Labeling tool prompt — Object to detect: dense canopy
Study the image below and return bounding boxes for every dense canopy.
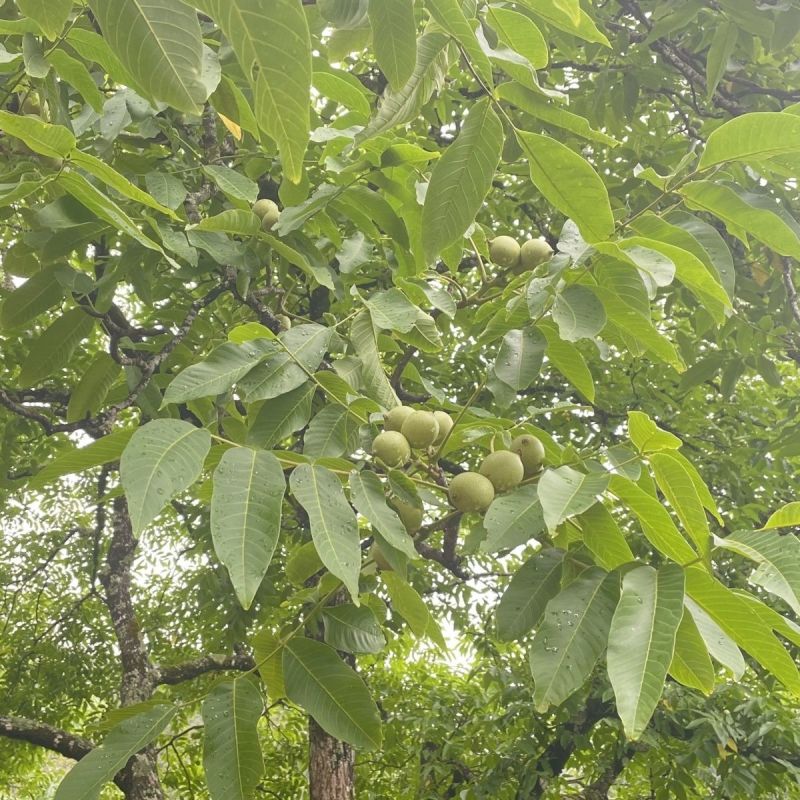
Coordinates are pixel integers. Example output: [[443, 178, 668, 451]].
[[1, 0, 800, 798]]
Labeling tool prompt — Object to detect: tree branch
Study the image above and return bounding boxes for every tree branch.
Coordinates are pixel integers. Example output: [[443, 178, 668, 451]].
[[154, 653, 255, 685], [0, 716, 94, 760], [782, 259, 800, 328]]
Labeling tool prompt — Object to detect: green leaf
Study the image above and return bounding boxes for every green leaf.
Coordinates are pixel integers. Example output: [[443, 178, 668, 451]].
[[356, 32, 448, 143], [259, 231, 335, 290], [668, 210, 735, 299], [144, 171, 187, 210], [323, 604, 386, 654], [493, 327, 545, 391], [650, 452, 711, 560], [538, 321, 595, 402], [666, 450, 721, 523], [705, 21, 738, 102], [368, 0, 416, 90], [761, 501, 800, 530], [680, 180, 800, 260], [0, 178, 48, 208], [575, 503, 634, 570], [318, 0, 369, 28], [120, 419, 211, 536], [192, 209, 261, 236], [685, 597, 745, 679], [607, 564, 685, 739], [551, 285, 606, 342], [251, 628, 285, 698], [28, 429, 134, 490], [486, 8, 548, 70], [621, 235, 731, 314], [289, 464, 361, 602], [89, 0, 207, 113], [482, 484, 546, 552], [313, 69, 372, 117], [530, 568, 619, 710], [363, 288, 419, 333], [425, 0, 493, 86], [498, 82, 618, 147], [163, 340, 275, 405], [201, 678, 264, 800], [716, 529, 800, 616], [54, 704, 176, 800], [349, 470, 417, 558], [700, 112, 800, 170], [350, 311, 399, 408], [58, 171, 167, 257], [685, 566, 800, 693], [17, 307, 94, 388], [247, 382, 315, 448], [283, 637, 382, 749], [47, 49, 106, 112], [627, 410, 682, 452], [735, 591, 800, 648], [194, 0, 311, 182], [381, 572, 447, 648], [515, 130, 614, 244], [0, 110, 74, 158], [595, 283, 685, 370], [70, 150, 178, 218], [496, 548, 565, 641], [202, 165, 259, 204], [17, 0, 73, 39], [669, 610, 715, 694], [211, 448, 286, 610], [537, 466, 609, 531], [421, 98, 503, 262], [609, 475, 697, 564], [67, 352, 121, 422], [238, 324, 332, 402], [304, 405, 360, 458], [0, 267, 64, 330], [514, 0, 610, 47]]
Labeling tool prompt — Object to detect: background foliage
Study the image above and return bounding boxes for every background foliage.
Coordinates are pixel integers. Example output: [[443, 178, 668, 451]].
[[1, 0, 800, 797]]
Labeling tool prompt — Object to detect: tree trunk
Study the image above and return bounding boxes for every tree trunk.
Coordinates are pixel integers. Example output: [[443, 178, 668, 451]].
[[99, 498, 163, 800], [309, 717, 354, 800], [307, 589, 355, 800]]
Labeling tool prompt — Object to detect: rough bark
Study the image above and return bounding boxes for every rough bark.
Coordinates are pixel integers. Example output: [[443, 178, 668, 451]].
[[155, 652, 255, 685], [308, 591, 355, 800], [98, 497, 162, 800], [0, 716, 94, 760], [309, 717, 355, 800]]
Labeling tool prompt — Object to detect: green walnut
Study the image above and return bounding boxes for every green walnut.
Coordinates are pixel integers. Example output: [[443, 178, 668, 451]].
[[384, 405, 415, 432], [390, 497, 424, 533], [479, 450, 524, 492], [401, 410, 439, 449], [518, 238, 553, 272], [370, 543, 393, 571], [372, 431, 411, 468], [253, 198, 280, 231], [510, 434, 546, 477], [489, 235, 521, 268], [449, 471, 495, 513], [432, 411, 454, 446]]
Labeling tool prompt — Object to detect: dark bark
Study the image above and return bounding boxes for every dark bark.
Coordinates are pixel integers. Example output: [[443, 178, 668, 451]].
[[308, 592, 355, 800], [0, 716, 94, 760], [98, 498, 162, 800], [309, 717, 355, 800], [531, 698, 614, 798], [155, 653, 255, 685]]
